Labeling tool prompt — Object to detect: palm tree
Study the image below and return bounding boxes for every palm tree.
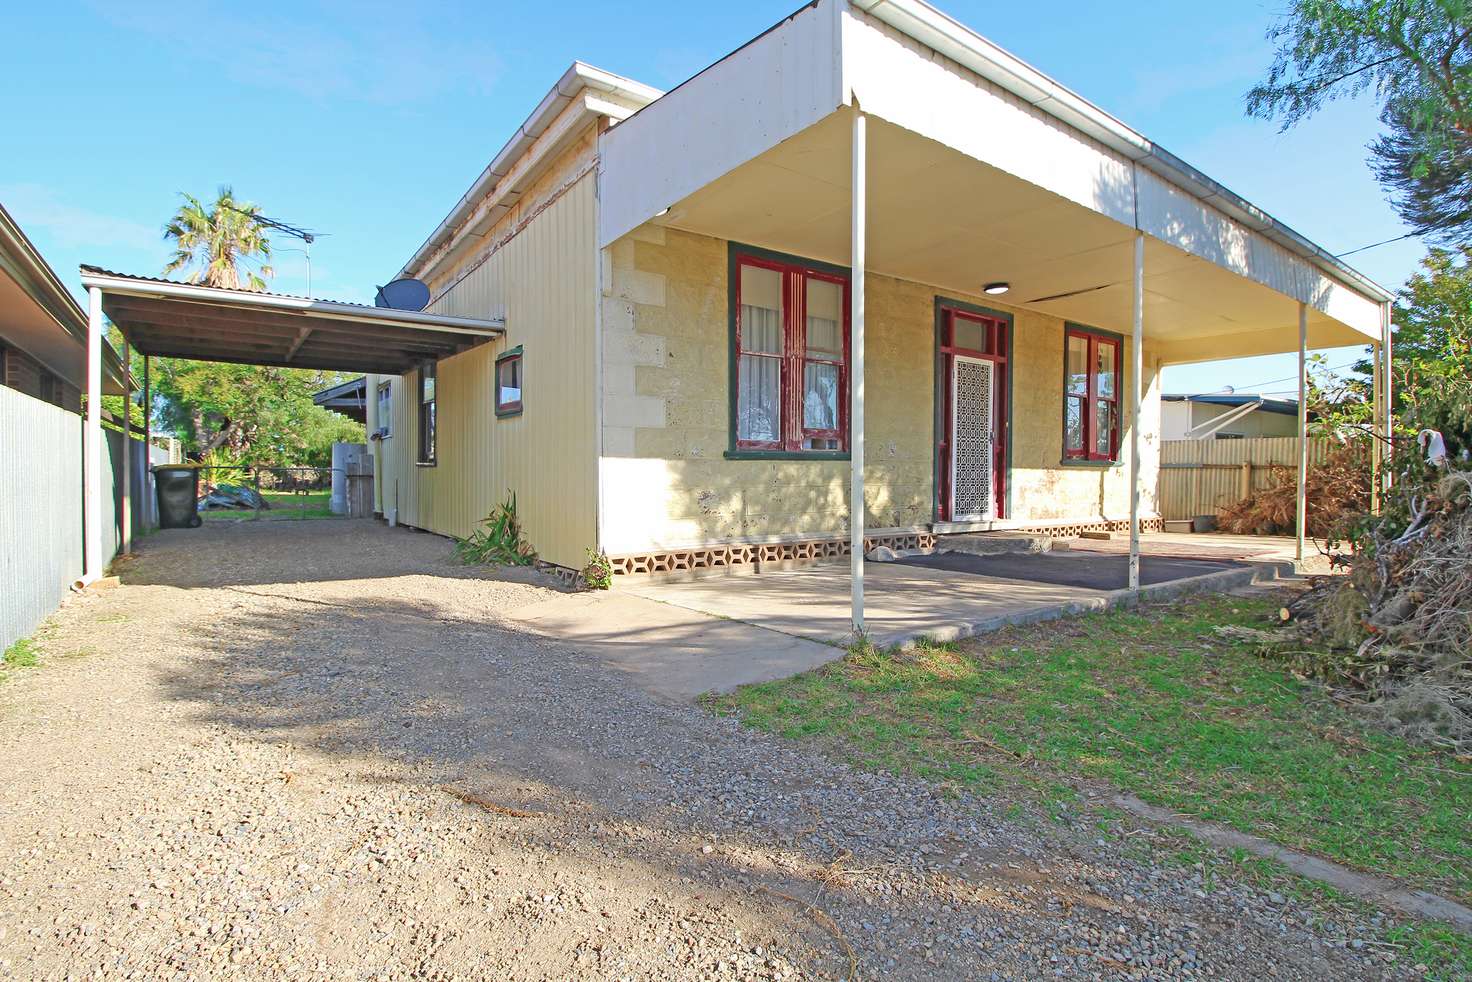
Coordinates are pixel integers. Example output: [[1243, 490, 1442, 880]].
[[162, 186, 273, 290]]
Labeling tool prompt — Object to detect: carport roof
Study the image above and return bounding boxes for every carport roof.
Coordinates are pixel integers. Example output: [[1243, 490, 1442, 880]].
[[78, 266, 504, 375]]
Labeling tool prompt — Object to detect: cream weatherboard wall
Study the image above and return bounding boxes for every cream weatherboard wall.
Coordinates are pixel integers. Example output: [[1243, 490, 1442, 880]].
[[369, 166, 599, 570], [598, 225, 1161, 556]]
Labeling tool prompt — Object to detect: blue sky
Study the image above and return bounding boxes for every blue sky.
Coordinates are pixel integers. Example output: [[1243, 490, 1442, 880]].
[[2, 0, 1422, 396]]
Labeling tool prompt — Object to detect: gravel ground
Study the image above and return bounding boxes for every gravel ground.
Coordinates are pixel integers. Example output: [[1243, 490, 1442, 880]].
[[0, 520, 1414, 980]]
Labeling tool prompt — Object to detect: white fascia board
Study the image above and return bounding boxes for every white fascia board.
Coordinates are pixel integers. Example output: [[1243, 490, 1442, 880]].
[[401, 63, 661, 280], [78, 271, 505, 336], [597, 0, 845, 249], [842, 0, 1387, 338]]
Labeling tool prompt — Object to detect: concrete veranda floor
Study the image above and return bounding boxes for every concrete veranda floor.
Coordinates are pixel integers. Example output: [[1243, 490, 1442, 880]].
[[625, 532, 1303, 649]]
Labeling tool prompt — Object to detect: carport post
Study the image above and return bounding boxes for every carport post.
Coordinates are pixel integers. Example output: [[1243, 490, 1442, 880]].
[[850, 109, 867, 636], [1295, 302, 1308, 563], [121, 335, 131, 555], [83, 285, 103, 584], [1128, 233, 1143, 592]]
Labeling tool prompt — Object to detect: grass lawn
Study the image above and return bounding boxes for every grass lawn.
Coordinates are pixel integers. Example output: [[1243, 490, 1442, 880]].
[[201, 490, 337, 521], [711, 592, 1471, 972]]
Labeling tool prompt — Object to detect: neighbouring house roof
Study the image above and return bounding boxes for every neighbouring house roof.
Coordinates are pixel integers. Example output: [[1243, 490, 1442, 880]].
[[313, 375, 367, 423], [79, 266, 504, 376], [1163, 393, 1300, 417], [1, 203, 128, 393], [397, 62, 663, 281]]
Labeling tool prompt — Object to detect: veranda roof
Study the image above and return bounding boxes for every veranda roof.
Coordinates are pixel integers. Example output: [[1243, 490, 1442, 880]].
[[78, 267, 504, 375]]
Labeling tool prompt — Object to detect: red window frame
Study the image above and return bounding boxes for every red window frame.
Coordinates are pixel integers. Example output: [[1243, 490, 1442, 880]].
[[1063, 326, 1121, 462], [733, 252, 851, 453], [937, 306, 1008, 520]]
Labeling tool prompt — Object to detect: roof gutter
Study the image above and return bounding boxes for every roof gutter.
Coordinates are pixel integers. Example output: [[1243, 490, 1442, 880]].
[[79, 268, 505, 337], [397, 62, 663, 280], [848, 0, 1394, 305]]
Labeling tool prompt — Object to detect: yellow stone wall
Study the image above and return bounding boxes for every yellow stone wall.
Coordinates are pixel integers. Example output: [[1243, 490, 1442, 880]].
[[599, 225, 1160, 555]]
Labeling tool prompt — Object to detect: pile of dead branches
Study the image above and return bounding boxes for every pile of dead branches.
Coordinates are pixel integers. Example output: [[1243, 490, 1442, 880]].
[[1272, 467, 1472, 751], [1216, 442, 1370, 537]]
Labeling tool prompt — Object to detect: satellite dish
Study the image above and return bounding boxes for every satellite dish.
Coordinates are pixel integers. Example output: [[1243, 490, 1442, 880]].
[[375, 278, 431, 311]]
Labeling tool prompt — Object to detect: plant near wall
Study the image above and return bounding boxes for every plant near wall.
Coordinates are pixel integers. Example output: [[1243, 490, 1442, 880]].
[[581, 549, 613, 590], [456, 493, 537, 566]]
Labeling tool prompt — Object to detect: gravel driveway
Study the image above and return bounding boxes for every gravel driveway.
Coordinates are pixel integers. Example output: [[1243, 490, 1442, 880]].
[[0, 520, 1408, 980]]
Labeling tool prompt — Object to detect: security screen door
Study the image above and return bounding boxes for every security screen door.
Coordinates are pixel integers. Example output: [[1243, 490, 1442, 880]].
[[949, 355, 995, 522]]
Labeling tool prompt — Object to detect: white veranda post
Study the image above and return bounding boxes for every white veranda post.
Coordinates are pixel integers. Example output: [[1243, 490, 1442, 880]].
[[1128, 233, 1143, 592], [1382, 302, 1394, 498], [850, 109, 867, 637], [1295, 302, 1308, 563], [84, 285, 104, 583]]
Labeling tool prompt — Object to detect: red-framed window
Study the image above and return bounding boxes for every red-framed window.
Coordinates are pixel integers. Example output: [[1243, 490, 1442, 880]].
[[733, 251, 850, 453], [1063, 326, 1121, 462], [937, 304, 1009, 520]]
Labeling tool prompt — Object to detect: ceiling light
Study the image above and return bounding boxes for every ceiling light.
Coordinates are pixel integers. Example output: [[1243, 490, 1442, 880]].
[[983, 281, 1010, 296]]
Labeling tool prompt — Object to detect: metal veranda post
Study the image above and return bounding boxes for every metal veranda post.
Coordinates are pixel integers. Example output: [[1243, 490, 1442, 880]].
[[850, 110, 867, 637], [1128, 233, 1143, 592], [1370, 337, 1382, 515], [1295, 302, 1308, 563], [1382, 302, 1394, 497], [84, 286, 104, 584]]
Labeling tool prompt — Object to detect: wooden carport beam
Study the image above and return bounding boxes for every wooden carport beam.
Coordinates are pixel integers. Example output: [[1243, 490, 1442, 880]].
[[114, 318, 463, 356], [284, 326, 313, 363], [101, 301, 465, 348]]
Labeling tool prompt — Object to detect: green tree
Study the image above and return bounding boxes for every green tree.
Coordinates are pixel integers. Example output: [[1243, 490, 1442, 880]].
[[150, 187, 362, 463], [151, 360, 364, 466], [1386, 246, 1472, 454], [1246, 0, 1472, 243], [162, 186, 274, 290]]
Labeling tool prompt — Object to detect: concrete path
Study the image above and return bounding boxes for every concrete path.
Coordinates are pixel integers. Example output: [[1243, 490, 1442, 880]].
[[628, 561, 1109, 648], [508, 591, 841, 700]]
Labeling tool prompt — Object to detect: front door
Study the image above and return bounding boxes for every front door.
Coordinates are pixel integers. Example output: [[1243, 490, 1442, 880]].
[[949, 355, 996, 522]]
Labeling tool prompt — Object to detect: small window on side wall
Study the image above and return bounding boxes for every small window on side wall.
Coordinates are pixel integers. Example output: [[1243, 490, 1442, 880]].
[[376, 381, 392, 439], [495, 347, 523, 417], [418, 362, 436, 464]]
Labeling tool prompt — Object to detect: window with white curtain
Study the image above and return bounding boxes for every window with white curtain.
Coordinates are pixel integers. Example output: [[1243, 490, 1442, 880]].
[[733, 251, 849, 454]]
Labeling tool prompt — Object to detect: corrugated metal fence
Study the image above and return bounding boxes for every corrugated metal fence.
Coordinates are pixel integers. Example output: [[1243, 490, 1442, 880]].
[[1157, 436, 1336, 520], [1, 387, 158, 652]]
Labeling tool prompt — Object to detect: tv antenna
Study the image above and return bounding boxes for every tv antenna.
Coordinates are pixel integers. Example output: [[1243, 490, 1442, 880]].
[[224, 204, 326, 295]]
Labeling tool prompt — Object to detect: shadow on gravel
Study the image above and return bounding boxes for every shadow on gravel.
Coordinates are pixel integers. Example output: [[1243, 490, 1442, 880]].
[[124, 520, 554, 591], [138, 523, 1383, 982]]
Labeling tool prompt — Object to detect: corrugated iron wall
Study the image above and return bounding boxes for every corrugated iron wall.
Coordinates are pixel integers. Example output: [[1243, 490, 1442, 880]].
[[1, 386, 156, 652], [1157, 436, 1334, 520], [370, 171, 599, 568], [1, 386, 82, 652]]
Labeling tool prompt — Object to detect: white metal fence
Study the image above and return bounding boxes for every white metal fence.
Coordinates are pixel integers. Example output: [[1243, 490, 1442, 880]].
[[0, 388, 157, 652]]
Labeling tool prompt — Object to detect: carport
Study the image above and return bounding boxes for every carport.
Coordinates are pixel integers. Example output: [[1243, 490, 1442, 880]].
[[75, 267, 504, 584]]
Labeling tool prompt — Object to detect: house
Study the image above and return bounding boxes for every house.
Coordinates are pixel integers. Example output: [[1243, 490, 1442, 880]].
[[1161, 393, 1301, 441], [364, 0, 1392, 609], [313, 375, 368, 424], [1, 201, 134, 651], [1, 203, 127, 410]]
